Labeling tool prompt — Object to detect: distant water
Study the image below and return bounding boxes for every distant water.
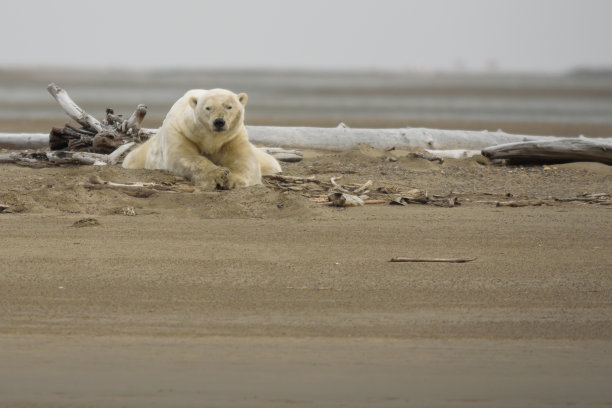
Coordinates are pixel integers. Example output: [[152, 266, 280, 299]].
[[1, 69, 611, 126]]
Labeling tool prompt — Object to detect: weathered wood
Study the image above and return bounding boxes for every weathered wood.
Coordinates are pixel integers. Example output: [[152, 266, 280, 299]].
[[481, 138, 612, 165], [0, 133, 49, 149], [327, 192, 364, 207], [257, 147, 303, 163], [126, 104, 148, 134], [263, 174, 320, 184], [410, 152, 444, 163], [108, 142, 135, 164], [390, 257, 476, 263], [47, 83, 104, 132], [495, 200, 549, 207], [425, 149, 482, 159], [6, 128, 610, 154], [246, 126, 564, 151], [85, 174, 195, 194], [0, 151, 110, 165], [45, 84, 150, 154], [46, 151, 109, 165], [554, 193, 610, 204], [3, 127, 609, 158]]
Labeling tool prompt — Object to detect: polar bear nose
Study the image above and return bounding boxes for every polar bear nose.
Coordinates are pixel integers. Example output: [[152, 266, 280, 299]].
[[213, 118, 226, 130]]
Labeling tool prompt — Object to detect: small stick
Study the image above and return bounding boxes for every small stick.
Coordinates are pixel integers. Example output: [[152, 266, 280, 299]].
[[353, 179, 373, 194], [263, 174, 320, 184], [411, 152, 444, 164], [390, 257, 476, 263], [496, 200, 548, 207], [330, 176, 352, 194]]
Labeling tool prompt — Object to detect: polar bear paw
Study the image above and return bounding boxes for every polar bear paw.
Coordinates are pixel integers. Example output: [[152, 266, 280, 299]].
[[226, 173, 250, 189], [194, 166, 230, 190], [209, 166, 231, 189]]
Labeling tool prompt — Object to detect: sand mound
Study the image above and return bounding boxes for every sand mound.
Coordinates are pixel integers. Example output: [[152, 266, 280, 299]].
[[0, 163, 325, 219]]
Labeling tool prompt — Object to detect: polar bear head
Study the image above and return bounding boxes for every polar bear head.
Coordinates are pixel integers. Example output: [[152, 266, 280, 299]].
[[187, 88, 248, 135]]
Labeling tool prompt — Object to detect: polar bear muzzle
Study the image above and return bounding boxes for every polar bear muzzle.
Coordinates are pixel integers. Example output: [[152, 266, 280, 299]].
[[213, 118, 227, 132]]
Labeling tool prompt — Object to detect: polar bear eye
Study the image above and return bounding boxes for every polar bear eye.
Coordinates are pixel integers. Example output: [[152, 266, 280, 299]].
[[205, 107, 211, 111], [226, 106, 232, 110]]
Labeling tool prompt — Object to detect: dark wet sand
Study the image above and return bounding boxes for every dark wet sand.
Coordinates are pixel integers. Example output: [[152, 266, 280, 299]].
[[2, 336, 611, 408]]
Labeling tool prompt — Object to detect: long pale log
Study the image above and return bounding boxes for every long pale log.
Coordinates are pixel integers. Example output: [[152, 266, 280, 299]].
[[481, 138, 612, 165], [246, 126, 564, 150], [6, 128, 609, 152], [0, 133, 49, 149]]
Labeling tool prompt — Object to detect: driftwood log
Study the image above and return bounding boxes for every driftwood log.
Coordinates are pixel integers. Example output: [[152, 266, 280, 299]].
[[481, 138, 612, 165], [5, 126, 609, 152]]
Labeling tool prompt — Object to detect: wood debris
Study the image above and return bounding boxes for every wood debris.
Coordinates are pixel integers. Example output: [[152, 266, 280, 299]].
[[47, 83, 151, 154], [555, 192, 611, 205], [328, 192, 364, 207], [390, 189, 460, 207], [71, 218, 100, 228], [390, 257, 476, 263], [0, 151, 113, 166], [82, 175, 195, 197], [496, 199, 550, 207], [410, 151, 444, 164], [264, 174, 460, 208]]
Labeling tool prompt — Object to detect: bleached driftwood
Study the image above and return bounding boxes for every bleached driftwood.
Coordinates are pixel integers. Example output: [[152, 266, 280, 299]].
[[83, 174, 195, 196], [554, 193, 610, 204], [47, 83, 104, 133], [481, 138, 612, 165], [0, 143, 135, 166], [258, 147, 303, 162], [425, 149, 482, 159], [327, 192, 364, 207], [0, 151, 110, 165], [495, 200, 549, 207], [247, 126, 566, 151], [0, 133, 50, 149], [46, 83, 153, 153], [5, 127, 610, 157], [1, 127, 569, 152]]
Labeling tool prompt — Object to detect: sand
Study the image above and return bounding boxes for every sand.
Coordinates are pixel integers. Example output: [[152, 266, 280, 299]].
[[1, 144, 611, 407]]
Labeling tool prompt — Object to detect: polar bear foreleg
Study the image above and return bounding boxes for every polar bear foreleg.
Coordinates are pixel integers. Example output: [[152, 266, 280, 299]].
[[168, 151, 230, 189], [216, 141, 262, 188]]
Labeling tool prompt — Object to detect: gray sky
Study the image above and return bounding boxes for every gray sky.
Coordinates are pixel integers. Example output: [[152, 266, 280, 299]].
[[3, 0, 612, 73]]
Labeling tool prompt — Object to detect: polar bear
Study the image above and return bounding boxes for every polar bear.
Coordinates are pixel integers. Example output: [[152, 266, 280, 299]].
[[122, 88, 281, 189]]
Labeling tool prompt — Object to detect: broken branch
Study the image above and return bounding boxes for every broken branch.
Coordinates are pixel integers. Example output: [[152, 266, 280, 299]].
[[390, 257, 476, 263]]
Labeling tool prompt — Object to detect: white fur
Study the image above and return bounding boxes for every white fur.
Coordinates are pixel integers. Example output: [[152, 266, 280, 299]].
[[123, 89, 281, 189]]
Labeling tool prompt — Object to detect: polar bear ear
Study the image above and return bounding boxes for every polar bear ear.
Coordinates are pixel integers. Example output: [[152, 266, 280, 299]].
[[238, 93, 248, 107], [189, 96, 198, 109]]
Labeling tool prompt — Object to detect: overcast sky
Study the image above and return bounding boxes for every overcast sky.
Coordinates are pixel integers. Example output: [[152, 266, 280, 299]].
[[3, 0, 611, 73]]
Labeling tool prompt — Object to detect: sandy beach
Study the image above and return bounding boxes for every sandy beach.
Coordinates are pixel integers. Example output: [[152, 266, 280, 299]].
[[0, 68, 611, 407], [1, 135, 611, 406]]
